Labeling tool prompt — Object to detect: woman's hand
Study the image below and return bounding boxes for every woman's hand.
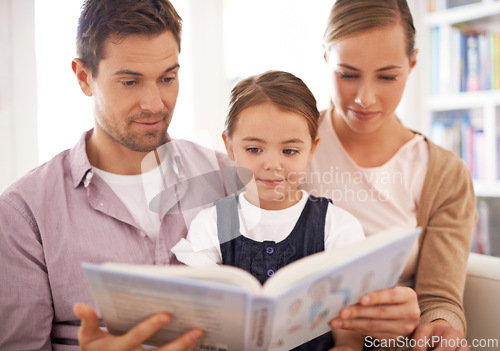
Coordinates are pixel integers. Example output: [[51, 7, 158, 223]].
[[412, 319, 469, 351], [73, 303, 204, 351], [330, 286, 420, 340]]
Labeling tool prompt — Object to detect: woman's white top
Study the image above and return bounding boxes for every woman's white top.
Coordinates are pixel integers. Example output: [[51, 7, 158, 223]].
[[302, 110, 429, 285]]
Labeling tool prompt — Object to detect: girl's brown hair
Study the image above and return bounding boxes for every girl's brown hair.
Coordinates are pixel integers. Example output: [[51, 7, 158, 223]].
[[323, 0, 416, 60], [225, 70, 319, 142]]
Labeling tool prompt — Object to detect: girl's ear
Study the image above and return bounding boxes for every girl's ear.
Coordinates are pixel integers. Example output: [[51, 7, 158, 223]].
[[72, 58, 93, 97], [309, 137, 320, 162], [222, 131, 235, 160]]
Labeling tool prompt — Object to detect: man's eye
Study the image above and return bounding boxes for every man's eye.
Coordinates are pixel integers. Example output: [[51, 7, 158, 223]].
[[122, 80, 136, 87], [163, 76, 175, 83]]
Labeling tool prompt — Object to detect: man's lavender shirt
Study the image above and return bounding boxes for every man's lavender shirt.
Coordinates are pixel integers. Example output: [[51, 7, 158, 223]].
[[0, 130, 231, 350]]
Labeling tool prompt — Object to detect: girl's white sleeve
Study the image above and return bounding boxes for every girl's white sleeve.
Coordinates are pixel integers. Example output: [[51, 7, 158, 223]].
[[324, 203, 365, 251], [171, 206, 222, 266]]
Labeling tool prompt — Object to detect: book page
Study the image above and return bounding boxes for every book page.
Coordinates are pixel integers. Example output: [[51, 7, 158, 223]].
[[84, 263, 256, 351], [263, 227, 421, 350], [263, 227, 421, 296], [101, 262, 263, 292]]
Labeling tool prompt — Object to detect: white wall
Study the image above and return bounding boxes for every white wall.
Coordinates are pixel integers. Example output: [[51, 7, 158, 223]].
[[0, 0, 38, 192]]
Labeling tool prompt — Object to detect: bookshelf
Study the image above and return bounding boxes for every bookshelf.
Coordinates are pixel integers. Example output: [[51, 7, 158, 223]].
[[420, 0, 500, 257], [421, 0, 500, 198]]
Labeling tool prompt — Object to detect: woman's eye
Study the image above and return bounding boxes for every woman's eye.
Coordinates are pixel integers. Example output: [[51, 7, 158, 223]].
[[338, 72, 357, 79], [283, 149, 298, 155], [380, 75, 397, 81]]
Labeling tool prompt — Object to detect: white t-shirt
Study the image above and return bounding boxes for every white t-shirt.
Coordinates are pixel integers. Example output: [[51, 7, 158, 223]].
[[93, 166, 164, 242], [172, 190, 365, 267], [303, 109, 429, 285]]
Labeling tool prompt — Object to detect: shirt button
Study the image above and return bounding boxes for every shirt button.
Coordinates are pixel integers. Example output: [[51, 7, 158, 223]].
[[266, 247, 274, 255], [267, 269, 274, 277]]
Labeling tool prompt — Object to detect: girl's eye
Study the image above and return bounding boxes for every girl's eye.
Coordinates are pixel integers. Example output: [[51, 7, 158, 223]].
[[338, 72, 357, 79], [283, 149, 298, 155], [246, 147, 261, 154]]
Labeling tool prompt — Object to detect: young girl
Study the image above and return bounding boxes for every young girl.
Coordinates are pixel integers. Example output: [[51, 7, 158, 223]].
[[172, 70, 365, 350]]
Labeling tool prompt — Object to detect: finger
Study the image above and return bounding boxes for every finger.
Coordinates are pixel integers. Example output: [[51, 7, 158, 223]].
[[360, 286, 417, 306], [116, 312, 172, 348], [339, 303, 418, 321], [73, 303, 103, 341], [157, 328, 204, 351], [331, 317, 412, 337]]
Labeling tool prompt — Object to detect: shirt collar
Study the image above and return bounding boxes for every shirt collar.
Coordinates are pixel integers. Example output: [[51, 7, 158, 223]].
[[69, 129, 184, 188], [70, 129, 94, 189]]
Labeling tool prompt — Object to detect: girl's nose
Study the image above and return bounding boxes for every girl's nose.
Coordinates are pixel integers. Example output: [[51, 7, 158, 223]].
[[263, 154, 283, 171]]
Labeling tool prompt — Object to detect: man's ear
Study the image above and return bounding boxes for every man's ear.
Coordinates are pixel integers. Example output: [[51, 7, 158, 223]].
[[72, 58, 93, 97], [222, 131, 235, 160]]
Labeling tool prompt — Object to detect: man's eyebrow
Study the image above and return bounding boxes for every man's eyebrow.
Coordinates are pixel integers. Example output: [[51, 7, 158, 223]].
[[338, 63, 402, 72], [114, 64, 180, 76]]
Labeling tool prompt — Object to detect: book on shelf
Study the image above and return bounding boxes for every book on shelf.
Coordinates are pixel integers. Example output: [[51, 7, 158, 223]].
[[429, 25, 500, 95], [82, 227, 421, 351], [472, 199, 491, 255], [430, 110, 485, 180], [427, 0, 481, 12]]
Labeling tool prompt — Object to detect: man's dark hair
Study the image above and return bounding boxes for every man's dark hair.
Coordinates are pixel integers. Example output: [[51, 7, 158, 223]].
[[76, 0, 182, 77]]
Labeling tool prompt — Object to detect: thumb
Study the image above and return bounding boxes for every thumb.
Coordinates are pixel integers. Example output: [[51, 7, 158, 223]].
[[74, 303, 104, 342]]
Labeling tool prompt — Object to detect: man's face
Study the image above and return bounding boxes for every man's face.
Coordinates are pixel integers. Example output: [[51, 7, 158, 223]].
[[87, 31, 180, 152]]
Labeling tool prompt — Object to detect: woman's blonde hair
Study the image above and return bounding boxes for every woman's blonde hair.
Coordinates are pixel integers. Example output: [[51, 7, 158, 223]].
[[323, 0, 416, 60]]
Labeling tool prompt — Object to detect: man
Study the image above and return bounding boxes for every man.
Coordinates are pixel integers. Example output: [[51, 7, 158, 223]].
[[0, 0, 230, 349]]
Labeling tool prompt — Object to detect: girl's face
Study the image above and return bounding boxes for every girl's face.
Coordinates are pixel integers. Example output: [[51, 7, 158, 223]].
[[223, 102, 318, 210], [325, 23, 417, 135]]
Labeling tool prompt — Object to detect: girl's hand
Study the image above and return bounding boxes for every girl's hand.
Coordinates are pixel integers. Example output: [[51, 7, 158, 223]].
[[73, 303, 204, 351], [330, 286, 420, 340]]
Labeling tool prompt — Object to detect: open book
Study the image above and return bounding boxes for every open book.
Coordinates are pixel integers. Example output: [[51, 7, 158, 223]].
[[83, 227, 421, 351]]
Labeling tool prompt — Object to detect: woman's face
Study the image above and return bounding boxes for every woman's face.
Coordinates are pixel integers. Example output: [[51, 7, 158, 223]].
[[325, 23, 417, 135]]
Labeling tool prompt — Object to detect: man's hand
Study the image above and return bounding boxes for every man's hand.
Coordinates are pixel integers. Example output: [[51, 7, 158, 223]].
[[330, 287, 420, 340], [73, 303, 204, 351], [412, 319, 469, 351]]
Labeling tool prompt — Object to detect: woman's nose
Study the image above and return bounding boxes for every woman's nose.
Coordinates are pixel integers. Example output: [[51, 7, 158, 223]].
[[355, 82, 376, 108]]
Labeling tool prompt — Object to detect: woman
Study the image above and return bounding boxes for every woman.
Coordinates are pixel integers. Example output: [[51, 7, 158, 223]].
[[303, 0, 476, 349]]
